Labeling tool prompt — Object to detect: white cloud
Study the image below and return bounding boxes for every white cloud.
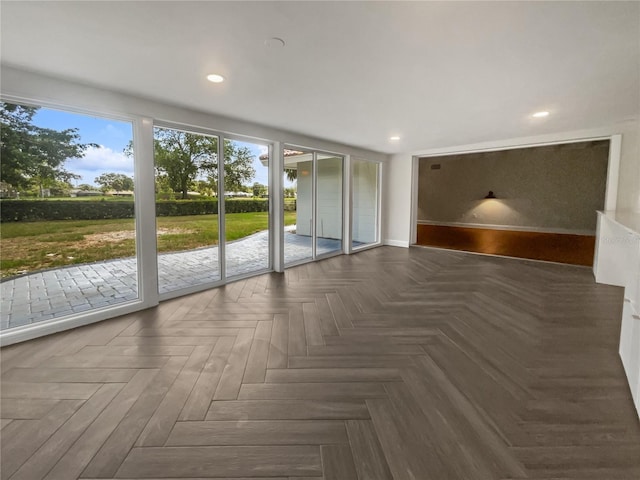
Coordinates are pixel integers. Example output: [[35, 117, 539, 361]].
[[67, 145, 134, 174], [66, 145, 134, 185]]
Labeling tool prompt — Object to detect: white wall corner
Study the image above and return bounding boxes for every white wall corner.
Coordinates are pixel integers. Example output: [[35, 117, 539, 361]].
[[383, 153, 413, 247]]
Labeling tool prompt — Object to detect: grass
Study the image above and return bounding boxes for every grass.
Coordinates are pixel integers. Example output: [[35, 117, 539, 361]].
[[0, 212, 296, 278]]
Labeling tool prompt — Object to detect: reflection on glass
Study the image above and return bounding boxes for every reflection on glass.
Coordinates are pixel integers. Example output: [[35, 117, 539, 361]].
[[315, 154, 343, 256], [154, 126, 220, 294], [284, 149, 313, 265], [224, 139, 270, 277], [0, 102, 137, 330], [283, 149, 343, 265], [352, 160, 379, 248]]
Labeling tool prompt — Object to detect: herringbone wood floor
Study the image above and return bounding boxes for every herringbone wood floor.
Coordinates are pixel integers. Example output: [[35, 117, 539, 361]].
[[1, 246, 639, 479]]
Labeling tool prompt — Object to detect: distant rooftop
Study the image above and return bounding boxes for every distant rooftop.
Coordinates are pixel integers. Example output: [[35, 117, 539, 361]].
[[259, 149, 304, 161]]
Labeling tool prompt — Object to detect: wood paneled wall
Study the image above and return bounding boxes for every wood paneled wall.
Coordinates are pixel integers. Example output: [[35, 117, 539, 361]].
[[416, 224, 595, 266]]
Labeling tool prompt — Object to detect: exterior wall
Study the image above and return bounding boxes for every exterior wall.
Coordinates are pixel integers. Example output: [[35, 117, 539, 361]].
[[295, 157, 343, 240], [316, 157, 343, 240], [352, 160, 378, 244], [296, 161, 313, 236]]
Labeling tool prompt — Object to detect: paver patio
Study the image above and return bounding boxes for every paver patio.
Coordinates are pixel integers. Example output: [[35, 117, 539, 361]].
[[1, 229, 341, 330]]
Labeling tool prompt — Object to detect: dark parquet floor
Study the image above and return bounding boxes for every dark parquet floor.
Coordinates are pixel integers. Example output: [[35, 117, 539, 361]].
[[1, 246, 639, 479]]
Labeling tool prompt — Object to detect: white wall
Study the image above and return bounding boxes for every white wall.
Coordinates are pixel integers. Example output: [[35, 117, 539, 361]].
[[616, 123, 640, 212], [383, 153, 413, 247]]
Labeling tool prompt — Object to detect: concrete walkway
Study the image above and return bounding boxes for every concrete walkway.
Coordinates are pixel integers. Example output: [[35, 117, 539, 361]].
[[1, 229, 341, 330]]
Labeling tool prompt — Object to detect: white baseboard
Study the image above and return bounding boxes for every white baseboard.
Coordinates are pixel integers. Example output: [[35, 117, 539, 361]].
[[383, 239, 410, 248]]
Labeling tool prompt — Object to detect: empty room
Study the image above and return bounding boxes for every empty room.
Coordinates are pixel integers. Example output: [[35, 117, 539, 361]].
[[1, 2, 639, 479]]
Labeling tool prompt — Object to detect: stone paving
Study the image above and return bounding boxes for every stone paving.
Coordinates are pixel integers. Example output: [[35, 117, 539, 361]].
[[1, 229, 341, 330]]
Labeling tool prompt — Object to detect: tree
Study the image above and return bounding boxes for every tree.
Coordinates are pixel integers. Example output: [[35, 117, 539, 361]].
[[154, 175, 175, 199], [284, 168, 297, 182], [94, 172, 134, 193], [151, 129, 216, 199], [221, 142, 255, 193], [252, 182, 268, 198], [0, 102, 96, 196], [193, 180, 215, 197], [139, 129, 256, 199], [48, 179, 74, 197], [77, 183, 96, 191]]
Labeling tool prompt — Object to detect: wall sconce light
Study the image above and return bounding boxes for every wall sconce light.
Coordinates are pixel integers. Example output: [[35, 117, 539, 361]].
[[484, 191, 496, 199]]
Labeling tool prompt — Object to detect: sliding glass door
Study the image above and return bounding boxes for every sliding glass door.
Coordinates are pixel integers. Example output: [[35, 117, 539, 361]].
[[154, 126, 221, 295], [1, 102, 380, 341], [284, 149, 312, 264], [154, 126, 271, 295], [316, 153, 343, 256], [224, 138, 270, 277], [351, 159, 380, 249], [283, 148, 344, 266]]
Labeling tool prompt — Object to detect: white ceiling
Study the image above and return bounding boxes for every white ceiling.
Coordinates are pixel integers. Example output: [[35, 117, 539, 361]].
[[1, 1, 639, 154]]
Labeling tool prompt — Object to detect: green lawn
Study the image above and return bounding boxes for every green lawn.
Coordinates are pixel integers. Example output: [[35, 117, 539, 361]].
[[0, 212, 296, 278]]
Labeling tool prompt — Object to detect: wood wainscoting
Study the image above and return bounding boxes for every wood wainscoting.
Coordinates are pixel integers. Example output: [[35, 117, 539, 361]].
[[416, 223, 595, 266]]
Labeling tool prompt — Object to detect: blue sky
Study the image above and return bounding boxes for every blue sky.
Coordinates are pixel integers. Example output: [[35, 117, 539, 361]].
[[32, 107, 271, 188]]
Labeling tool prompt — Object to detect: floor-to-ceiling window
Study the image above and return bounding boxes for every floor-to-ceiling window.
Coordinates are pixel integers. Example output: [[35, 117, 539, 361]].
[[351, 159, 380, 249], [154, 126, 273, 295], [284, 149, 313, 264], [316, 153, 343, 256], [0, 99, 380, 343], [283, 147, 344, 266], [224, 138, 271, 277], [0, 102, 138, 330], [153, 126, 221, 295]]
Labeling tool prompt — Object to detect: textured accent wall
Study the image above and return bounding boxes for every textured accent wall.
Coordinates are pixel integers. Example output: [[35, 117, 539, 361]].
[[418, 140, 609, 232]]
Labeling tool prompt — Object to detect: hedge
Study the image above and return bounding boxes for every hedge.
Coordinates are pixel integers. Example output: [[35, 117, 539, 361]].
[[1, 200, 135, 222], [0, 198, 295, 222]]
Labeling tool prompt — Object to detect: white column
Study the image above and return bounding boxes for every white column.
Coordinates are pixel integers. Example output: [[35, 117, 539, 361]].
[[271, 142, 284, 272], [134, 117, 160, 308], [344, 155, 352, 253]]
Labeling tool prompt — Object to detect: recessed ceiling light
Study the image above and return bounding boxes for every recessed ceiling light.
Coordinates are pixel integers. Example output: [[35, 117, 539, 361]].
[[389, 136, 401, 141], [265, 37, 285, 48], [206, 74, 225, 83], [532, 111, 549, 118]]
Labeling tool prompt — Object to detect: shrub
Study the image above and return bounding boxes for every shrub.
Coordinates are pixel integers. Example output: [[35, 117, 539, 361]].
[[0, 198, 291, 222], [155, 200, 217, 217], [1, 199, 135, 222]]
